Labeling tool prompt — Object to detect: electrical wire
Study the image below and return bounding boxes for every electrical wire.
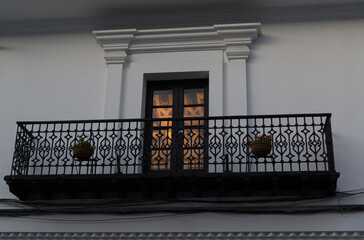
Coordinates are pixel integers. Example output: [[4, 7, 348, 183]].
[[0, 187, 364, 221], [15, 212, 185, 223]]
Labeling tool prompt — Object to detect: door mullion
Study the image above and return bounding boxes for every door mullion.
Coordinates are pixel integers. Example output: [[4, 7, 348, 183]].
[[175, 84, 185, 173], [170, 85, 180, 173]]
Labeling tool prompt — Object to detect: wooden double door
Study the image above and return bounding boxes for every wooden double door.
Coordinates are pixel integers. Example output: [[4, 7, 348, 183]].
[[145, 80, 208, 173]]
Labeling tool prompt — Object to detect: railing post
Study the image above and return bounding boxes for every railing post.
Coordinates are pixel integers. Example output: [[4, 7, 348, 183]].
[[325, 115, 336, 172], [12, 123, 34, 175]]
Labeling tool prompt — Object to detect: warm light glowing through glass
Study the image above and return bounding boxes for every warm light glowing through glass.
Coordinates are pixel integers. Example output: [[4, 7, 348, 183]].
[[151, 87, 205, 171]]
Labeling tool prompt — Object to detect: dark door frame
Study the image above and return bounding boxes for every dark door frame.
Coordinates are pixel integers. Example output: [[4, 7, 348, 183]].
[[144, 79, 209, 173]]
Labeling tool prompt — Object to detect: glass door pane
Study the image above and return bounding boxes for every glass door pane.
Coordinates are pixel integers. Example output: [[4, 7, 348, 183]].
[[183, 88, 205, 170], [150, 90, 173, 170]]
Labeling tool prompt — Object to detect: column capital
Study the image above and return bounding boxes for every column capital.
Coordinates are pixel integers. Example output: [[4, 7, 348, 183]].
[[93, 29, 136, 64], [214, 23, 261, 60]]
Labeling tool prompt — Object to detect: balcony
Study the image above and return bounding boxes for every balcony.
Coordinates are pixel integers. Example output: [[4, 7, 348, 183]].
[[4, 113, 339, 200]]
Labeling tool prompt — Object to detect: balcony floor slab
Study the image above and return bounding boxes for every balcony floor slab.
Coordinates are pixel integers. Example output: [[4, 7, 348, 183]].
[[4, 172, 340, 201]]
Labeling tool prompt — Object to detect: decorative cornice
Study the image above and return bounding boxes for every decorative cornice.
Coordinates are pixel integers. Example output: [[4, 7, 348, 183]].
[[93, 29, 136, 64], [1, 232, 364, 239], [93, 23, 261, 63], [214, 23, 260, 60]]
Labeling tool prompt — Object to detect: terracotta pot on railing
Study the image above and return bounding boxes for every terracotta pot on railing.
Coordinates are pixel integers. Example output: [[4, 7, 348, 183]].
[[72, 146, 94, 160], [250, 143, 271, 158]]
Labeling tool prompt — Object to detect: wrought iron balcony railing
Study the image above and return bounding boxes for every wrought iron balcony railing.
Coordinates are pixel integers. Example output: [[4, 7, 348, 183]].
[[10, 113, 336, 177]]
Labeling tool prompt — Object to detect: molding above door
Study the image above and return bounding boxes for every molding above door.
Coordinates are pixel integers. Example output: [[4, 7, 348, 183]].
[[93, 23, 261, 64], [94, 23, 261, 119]]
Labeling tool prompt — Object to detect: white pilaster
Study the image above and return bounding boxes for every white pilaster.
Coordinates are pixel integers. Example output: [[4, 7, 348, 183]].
[[103, 64, 124, 119], [226, 59, 248, 115], [215, 23, 260, 116], [93, 29, 136, 118]]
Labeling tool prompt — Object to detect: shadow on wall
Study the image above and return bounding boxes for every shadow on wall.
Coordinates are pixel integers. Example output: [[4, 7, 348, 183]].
[[332, 132, 364, 191], [246, 33, 277, 115], [0, 46, 15, 50], [247, 34, 277, 63]]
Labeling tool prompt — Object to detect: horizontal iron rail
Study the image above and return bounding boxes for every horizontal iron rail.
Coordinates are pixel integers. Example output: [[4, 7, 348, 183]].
[[16, 113, 332, 125]]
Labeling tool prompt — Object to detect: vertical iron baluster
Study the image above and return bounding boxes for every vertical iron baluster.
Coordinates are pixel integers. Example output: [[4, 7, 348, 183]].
[[110, 121, 117, 174], [245, 118, 251, 173], [319, 116, 328, 171], [294, 116, 301, 172], [269, 117, 276, 173], [278, 117, 284, 172], [68, 123, 74, 175], [303, 116, 310, 171], [133, 121, 138, 174], [313, 116, 319, 171], [237, 118, 242, 173], [262, 117, 267, 173], [286, 117, 293, 172], [221, 119, 227, 173], [40, 123, 48, 175], [214, 118, 218, 173], [33, 124, 41, 175], [48, 123, 55, 175], [95, 122, 101, 172], [119, 120, 124, 173], [210, 118, 217, 173], [26, 123, 35, 176], [126, 121, 131, 174], [101, 121, 107, 175], [74, 122, 80, 175], [81, 122, 89, 175], [55, 123, 61, 175], [253, 117, 258, 173]]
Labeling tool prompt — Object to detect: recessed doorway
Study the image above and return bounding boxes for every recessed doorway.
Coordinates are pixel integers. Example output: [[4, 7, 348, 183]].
[[145, 79, 208, 173]]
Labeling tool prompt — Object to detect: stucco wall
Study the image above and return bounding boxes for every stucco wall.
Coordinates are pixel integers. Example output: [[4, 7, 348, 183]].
[[0, 212, 363, 232], [247, 20, 364, 193], [0, 33, 107, 197], [0, 19, 364, 232]]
